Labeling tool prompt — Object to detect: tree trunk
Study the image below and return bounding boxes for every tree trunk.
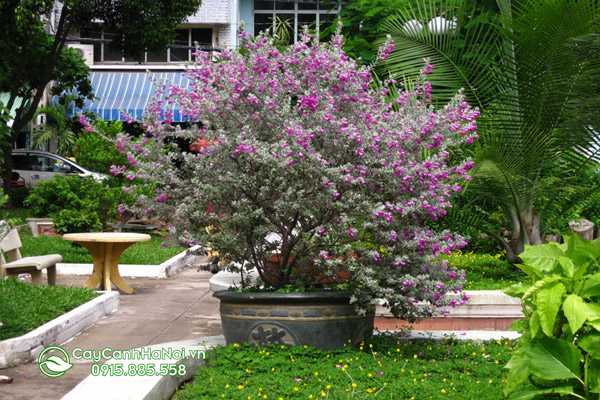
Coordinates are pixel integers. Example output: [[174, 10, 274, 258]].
[[507, 207, 544, 264], [522, 210, 543, 246], [1, 130, 21, 207], [509, 209, 524, 255], [1, 12, 71, 207], [569, 219, 594, 240]]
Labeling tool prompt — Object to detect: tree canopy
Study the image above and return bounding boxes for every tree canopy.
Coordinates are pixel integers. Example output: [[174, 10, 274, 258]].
[[0, 0, 203, 200]]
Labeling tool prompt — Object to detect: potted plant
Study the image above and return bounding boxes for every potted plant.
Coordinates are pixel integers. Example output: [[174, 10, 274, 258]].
[[103, 27, 478, 349]]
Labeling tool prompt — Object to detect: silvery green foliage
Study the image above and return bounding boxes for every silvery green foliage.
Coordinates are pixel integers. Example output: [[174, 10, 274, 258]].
[[110, 29, 478, 320]]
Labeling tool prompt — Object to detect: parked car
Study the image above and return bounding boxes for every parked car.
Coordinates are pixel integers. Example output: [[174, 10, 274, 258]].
[[11, 149, 107, 188]]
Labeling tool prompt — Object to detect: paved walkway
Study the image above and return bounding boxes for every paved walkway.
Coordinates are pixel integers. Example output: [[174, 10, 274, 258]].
[[0, 260, 222, 400]]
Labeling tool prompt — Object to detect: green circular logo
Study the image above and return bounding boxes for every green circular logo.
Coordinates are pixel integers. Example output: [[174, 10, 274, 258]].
[[38, 346, 73, 378]]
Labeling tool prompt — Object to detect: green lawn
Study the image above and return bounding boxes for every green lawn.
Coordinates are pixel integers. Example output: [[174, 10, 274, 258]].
[[440, 252, 526, 291], [19, 233, 188, 264], [0, 278, 98, 341]]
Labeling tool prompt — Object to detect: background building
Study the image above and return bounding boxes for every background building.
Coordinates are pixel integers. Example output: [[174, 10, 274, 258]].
[[59, 0, 340, 123]]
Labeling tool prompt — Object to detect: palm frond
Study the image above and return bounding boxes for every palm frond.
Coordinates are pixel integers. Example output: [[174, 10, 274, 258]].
[[31, 93, 79, 156], [493, 0, 600, 134], [378, 0, 501, 108]]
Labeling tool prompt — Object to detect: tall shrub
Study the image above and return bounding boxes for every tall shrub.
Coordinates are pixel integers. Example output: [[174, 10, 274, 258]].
[[100, 29, 479, 320]]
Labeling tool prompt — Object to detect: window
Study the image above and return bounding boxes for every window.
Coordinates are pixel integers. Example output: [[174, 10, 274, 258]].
[[81, 28, 214, 64], [30, 155, 65, 172], [12, 154, 31, 170], [254, 0, 340, 43]]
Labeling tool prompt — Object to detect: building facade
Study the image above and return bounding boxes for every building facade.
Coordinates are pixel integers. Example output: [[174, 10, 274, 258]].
[[61, 0, 340, 122]]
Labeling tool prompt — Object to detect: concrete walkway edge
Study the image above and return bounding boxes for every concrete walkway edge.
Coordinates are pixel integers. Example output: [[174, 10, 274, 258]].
[[0, 291, 120, 368], [1, 247, 201, 369], [61, 336, 226, 400]]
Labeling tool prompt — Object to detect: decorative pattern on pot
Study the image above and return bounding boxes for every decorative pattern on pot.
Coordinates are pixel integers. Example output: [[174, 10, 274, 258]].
[[214, 290, 374, 351], [247, 322, 299, 346]]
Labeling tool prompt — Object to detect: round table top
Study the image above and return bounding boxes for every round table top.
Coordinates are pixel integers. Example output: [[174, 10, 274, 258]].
[[63, 232, 152, 243]]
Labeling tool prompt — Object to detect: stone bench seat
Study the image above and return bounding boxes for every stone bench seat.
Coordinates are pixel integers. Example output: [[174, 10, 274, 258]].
[[0, 226, 62, 285]]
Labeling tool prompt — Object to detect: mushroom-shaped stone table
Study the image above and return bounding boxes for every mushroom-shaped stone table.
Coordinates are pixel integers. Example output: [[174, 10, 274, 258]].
[[63, 232, 151, 294]]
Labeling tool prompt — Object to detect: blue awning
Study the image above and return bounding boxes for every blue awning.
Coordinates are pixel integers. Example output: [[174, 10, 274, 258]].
[[0, 93, 28, 127], [72, 72, 191, 122]]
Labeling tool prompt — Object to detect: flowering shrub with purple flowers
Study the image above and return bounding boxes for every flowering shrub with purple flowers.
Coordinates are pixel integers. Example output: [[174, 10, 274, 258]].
[[111, 28, 478, 321]]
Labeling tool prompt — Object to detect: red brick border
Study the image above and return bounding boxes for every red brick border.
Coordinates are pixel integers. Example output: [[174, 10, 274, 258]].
[[38, 224, 60, 237], [375, 316, 522, 331]]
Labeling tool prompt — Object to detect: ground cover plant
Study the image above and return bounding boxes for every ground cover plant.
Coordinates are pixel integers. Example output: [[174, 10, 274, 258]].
[[175, 334, 533, 399], [19, 233, 186, 265], [440, 253, 525, 290], [0, 278, 97, 340]]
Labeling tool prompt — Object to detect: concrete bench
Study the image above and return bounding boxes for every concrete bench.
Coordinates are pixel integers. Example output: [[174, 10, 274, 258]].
[[0, 228, 62, 285]]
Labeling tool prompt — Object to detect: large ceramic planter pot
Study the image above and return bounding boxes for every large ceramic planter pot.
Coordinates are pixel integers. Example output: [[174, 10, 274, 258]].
[[213, 290, 374, 351]]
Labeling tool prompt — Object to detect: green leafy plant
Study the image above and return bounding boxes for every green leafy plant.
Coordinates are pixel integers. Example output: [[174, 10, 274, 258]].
[[24, 175, 127, 232], [52, 208, 101, 234], [74, 120, 129, 176], [503, 234, 600, 399], [379, 0, 600, 263]]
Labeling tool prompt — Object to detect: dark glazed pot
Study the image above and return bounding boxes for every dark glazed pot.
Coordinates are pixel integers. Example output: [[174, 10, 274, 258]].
[[213, 290, 374, 351]]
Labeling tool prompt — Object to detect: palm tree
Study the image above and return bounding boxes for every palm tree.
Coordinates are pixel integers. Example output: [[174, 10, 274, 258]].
[[378, 0, 600, 262], [31, 94, 79, 156]]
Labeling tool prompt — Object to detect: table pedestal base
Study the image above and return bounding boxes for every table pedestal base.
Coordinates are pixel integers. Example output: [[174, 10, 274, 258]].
[[78, 242, 137, 294]]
